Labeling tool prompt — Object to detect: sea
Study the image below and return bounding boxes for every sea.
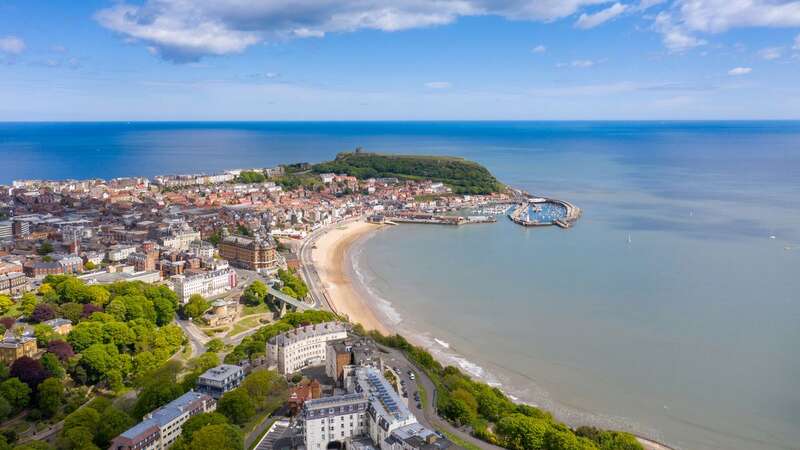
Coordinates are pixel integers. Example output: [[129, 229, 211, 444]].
[[2, 122, 799, 450]]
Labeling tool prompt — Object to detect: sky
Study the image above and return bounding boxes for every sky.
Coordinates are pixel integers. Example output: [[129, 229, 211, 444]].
[[1, 0, 800, 120]]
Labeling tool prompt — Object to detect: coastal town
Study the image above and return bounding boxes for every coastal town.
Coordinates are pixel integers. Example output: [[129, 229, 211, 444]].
[[0, 153, 647, 450]]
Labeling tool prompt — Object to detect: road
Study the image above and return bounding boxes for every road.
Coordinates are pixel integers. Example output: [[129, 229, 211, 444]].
[[298, 216, 365, 313], [380, 346, 504, 450], [175, 316, 210, 358]]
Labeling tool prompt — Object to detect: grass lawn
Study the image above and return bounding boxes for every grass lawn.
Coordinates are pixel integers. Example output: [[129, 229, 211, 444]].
[[242, 303, 271, 316], [439, 429, 483, 450], [227, 315, 266, 337]]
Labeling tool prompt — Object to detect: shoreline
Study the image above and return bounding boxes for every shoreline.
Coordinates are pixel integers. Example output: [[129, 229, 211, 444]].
[[307, 218, 674, 450], [308, 219, 391, 335]]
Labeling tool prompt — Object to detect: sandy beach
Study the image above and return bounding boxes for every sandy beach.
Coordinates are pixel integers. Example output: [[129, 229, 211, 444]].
[[310, 219, 390, 334]]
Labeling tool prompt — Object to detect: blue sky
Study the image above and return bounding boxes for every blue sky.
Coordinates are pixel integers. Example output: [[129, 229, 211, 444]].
[[1, 0, 800, 120]]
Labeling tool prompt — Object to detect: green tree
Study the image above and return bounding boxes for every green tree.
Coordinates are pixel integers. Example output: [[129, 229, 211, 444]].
[[13, 441, 53, 450], [67, 321, 104, 352], [242, 281, 267, 306], [180, 412, 229, 440], [495, 413, 550, 450], [188, 424, 243, 450], [241, 369, 286, 411], [217, 388, 255, 425], [37, 377, 64, 417], [19, 293, 38, 317], [0, 296, 13, 315], [40, 353, 65, 379], [94, 406, 134, 448], [0, 378, 31, 410], [37, 241, 54, 256], [206, 338, 224, 353], [183, 294, 209, 319], [60, 303, 84, 323], [84, 285, 110, 306], [33, 324, 56, 347], [84, 261, 96, 271], [0, 396, 11, 422]]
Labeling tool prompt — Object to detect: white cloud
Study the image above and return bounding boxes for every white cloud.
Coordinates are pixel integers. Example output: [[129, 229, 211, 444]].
[[575, 3, 627, 29], [95, 0, 614, 62], [758, 47, 782, 60], [531, 44, 547, 53], [558, 59, 596, 68], [425, 81, 452, 89], [653, 12, 706, 52], [0, 36, 25, 54], [728, 66, 752, 75], [677, 0, 800, 33]]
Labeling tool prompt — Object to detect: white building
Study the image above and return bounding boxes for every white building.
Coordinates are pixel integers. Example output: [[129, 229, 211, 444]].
[[159, 229, 201, 251], [303, 393, 370, 449], [107, 244, 137, 262], [301, 367, 450, 450], [188, 240, 215, 259], [109, 391, 215, 450], [172, 267, 237, 303], [267, 322, 349, 375]]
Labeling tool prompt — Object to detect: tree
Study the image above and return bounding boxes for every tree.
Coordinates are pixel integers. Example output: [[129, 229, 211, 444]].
[[0, 378, 31, 410], [152, 296, 176, 326], [206, 338, 224, 353], [67, 321, 104, 352], [20, 293, 38, 317], [495, 414, 550, 450], [183, 294, 209, 319], [242, 281, 267, 306], [180, 412, 229, 440], [60, 303, 84, 323], [37, 241, 54, 256], [84, 261, 96, 271], [61, 407, 100, 449], [47, 340, 75, 362], [37, 377, 64, 417], [10, 357, 47, 390], [61, 426, 99, 450], [13, 442, 53, 450], [188, 424, 243, 450], [33, 324, 56, 347], [217, 388, 255, 425], [241, 370, 285, 411], [31, 304, 56, 323], [133, 379, 185, 420], [40, 353, 65, 379], [94, 406, 134, 448], [0, 396, 11, 422], [194, 352, 219, 373], [78, 344, 123, 384], [0, 296, 13, 315]]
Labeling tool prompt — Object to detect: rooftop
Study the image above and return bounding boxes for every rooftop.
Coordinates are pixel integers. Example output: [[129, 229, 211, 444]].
[[198, 364, 242, 382], [119, 391, 211, 440]]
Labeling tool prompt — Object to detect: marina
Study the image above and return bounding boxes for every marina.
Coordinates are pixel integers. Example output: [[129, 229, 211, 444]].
[[508, 197, 582, 228]]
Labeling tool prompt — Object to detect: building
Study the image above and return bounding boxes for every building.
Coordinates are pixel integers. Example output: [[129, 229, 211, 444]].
[[171, 266, 237, 303], [188, 240, 215, 259], [12, 220, 30, 238], [44, 318, 73, 336], [267, 322, 349, 375], [109, 391, 215, 450], [23, 261, 63, 278], [196, 364, 245, 399], [107, 244, 137, 262], [219, 235, 278, 271], [0, 272, 30, 296], [301, 393, 370, 450], [0, 331, 37, 365], [301, 367, 451, 450], [288, 379, 322, 415], [0, 221, 12, 241], [128, 251, 157, 272], [159, 228, 201, 251], [54, 254, 83, 273], [326, 340, 354, 383]]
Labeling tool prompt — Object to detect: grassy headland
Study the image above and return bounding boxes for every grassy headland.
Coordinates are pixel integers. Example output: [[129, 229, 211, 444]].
[[312, 151, 504, 195]]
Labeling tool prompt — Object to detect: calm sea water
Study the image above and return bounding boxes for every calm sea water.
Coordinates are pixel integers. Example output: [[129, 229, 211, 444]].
[[2, 122, 799, 449]]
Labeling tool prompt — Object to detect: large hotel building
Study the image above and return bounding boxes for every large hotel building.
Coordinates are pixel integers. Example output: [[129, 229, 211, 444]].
[[218, 235, 279, 271]]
